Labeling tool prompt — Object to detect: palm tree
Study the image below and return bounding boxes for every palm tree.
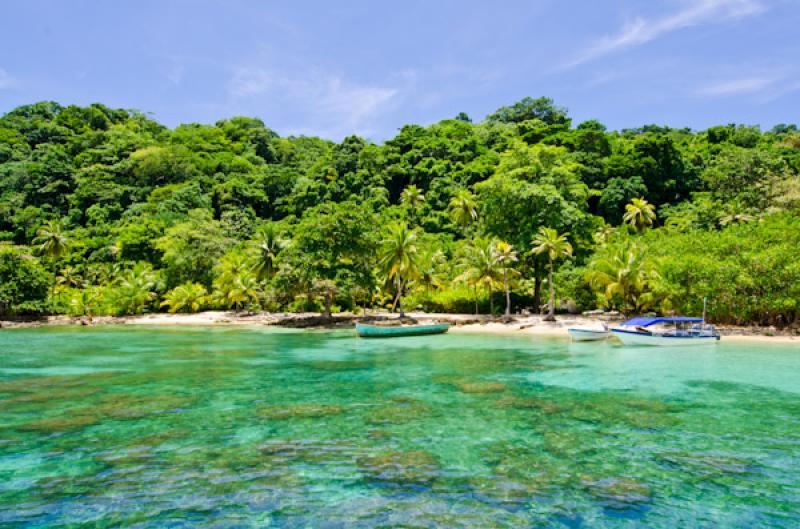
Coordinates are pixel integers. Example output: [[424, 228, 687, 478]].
[[415, 249, 445, 296], [457, 237, 502, 315], [493, 241, 518, 317], [531, 227, 573, 321], [449, 189, 478, 230], [160, 283, 208, 313], [719, 212, 756, 226], [56, 267, 85, 290], [223, 274, 261, 311], [623, 198, 656, 231], [69, 288, 100, 322], [400, 185, 425, 224], [377, 223, 420, 317], [252, 224, 287, 281], [33, 220, 70, 296], [114, 263, 158, 315], [586, 244, 659, 314], [33, 220, 70, 261]]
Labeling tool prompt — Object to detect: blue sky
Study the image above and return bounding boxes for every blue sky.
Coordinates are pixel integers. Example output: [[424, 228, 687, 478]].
[[1, 0, 798, 141]]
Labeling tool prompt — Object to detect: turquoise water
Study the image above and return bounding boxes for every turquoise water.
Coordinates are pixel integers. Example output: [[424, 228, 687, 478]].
[[0, 326, 798, 528]]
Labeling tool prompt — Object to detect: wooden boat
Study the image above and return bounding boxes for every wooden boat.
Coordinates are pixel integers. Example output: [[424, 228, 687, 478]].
[[568, 327, 610, 341], [355, 322, 450, 338], [611, 316, 720, 346]]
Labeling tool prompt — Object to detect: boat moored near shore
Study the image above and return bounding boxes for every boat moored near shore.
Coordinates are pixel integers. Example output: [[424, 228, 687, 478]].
[[611, 316, 720, 346], [355, 322, 450, 338]]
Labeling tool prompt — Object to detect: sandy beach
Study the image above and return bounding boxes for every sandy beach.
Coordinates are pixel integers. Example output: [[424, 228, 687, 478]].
[[2, 310, 797, 343]]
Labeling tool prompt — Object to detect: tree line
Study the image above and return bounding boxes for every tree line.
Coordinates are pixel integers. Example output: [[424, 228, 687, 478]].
[[1, 98, 798, 326]]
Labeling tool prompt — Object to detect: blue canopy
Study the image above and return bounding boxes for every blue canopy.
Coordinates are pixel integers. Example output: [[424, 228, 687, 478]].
[[622, 316, 703, 327]]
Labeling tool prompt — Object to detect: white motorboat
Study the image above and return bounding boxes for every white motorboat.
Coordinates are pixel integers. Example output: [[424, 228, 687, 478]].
[[568, 325, 610, 341], [611, 316, 720, 346]]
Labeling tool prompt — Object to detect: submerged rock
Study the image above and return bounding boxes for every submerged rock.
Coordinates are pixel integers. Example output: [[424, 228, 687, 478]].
[[18, 414, 100, 433], [494, 396, 562, 414], [357, 449, 439, 487], [456, 381, 508, 394], [580, 475, 652, 510], [258, 403, 344, 420], [367, 397, 431, 425], [307, 360, 371, 371], [655, 451, 752, 476], [93, 393, 199, 420]]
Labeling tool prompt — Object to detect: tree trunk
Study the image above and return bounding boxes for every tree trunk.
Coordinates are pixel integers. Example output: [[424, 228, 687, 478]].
[[473, 285, 478, 315], [323, 289, 332, 318], [396, 275, 405, 318], [488, 286, 494, 315], [504, 269, 511, 317], [544, 257, 556, 322], [532, 260, 541, 313]]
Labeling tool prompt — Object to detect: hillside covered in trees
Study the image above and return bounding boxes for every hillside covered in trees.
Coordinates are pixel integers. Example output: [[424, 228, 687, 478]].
[[1, 98, 799, 326]]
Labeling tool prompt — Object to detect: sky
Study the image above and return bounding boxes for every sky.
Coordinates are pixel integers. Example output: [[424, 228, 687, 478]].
[[0, 0, 798, 141]]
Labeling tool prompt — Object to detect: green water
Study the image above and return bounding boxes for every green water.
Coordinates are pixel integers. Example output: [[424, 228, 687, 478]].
[[0, 327, 798, 528]]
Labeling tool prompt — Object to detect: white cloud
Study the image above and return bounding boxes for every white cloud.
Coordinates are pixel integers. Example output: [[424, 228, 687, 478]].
[[698, 76, 777, 95], [226, 67, 398, 138], [0, 68, 17, 89], [565, 0, 767, 68]]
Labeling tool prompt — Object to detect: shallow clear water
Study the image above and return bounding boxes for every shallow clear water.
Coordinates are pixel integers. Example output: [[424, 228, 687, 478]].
[[0, 326, 798, 528]]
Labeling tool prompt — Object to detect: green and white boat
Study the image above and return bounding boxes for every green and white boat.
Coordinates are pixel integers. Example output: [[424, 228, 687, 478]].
[[355, 322, 450, 338]]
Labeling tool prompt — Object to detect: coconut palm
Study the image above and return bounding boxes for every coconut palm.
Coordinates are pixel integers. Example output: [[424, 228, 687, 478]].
[[69, 288, 100, 322], [493, 241, 519, 317], [585, 244, 659, 314], [56, 267, 85, 289], [448, 189, 478, 230], [531, 228, 573, 321], [457, 237, 502, 315], [415, 249, 446, 295], [719, 212, 756, 226], [400, 185, 425, 224], [113, 263, 158, 315], [33, 220, 70, 296], [252, 224, 287, 281], [222, 273, 261, 311], [377, 223, 420, 317], [160, 283, 208, 313], [623, 198, 656, 231], [33, 220, 70, 261]]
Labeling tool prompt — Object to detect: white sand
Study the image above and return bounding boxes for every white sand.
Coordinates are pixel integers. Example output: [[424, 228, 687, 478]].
[[3, 310, 796, 343]]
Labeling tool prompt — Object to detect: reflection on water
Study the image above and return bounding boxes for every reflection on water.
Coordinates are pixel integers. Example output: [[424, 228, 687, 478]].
[[0, 326, 798, 527]]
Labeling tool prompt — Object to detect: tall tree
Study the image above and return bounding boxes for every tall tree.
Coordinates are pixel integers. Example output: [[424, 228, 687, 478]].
[[377, 223, 420, 317], [531, 228, 573, 321], [400, 185, 425, 225], [457, 237, 501, 315], [448, 189, 478, 231], [493, 241, 518, 317], [251, 223, 286, 281], [623, 197, 657, 231]]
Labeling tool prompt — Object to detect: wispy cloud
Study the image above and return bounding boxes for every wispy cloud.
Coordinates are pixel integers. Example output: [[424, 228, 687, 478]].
[[0, 67, 17, 89], [227, 67, 398, 138], [697, 76, 777, 96], [565, 0, 767, 69]]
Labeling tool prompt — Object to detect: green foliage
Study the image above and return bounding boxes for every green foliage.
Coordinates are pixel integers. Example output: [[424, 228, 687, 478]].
[[0, 246, 52, 316], [0, 99, 798, 324], [161, 283, 208, 313]]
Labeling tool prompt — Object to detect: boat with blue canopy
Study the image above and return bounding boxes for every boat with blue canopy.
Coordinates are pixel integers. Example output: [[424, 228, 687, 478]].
[[611, 316, 720, 346]]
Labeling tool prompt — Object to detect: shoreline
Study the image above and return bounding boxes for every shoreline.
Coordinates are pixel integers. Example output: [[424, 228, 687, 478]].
[[1, 311, 798, 343]]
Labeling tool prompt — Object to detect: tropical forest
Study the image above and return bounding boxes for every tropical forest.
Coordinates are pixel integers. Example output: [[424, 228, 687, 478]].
[[1, 98, 799, 326]]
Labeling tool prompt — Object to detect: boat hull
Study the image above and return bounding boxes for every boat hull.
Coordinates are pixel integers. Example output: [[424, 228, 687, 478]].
[[568, 329, 610, 341], [355, 322, 450, 338], [612, 328, 720, 346]]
